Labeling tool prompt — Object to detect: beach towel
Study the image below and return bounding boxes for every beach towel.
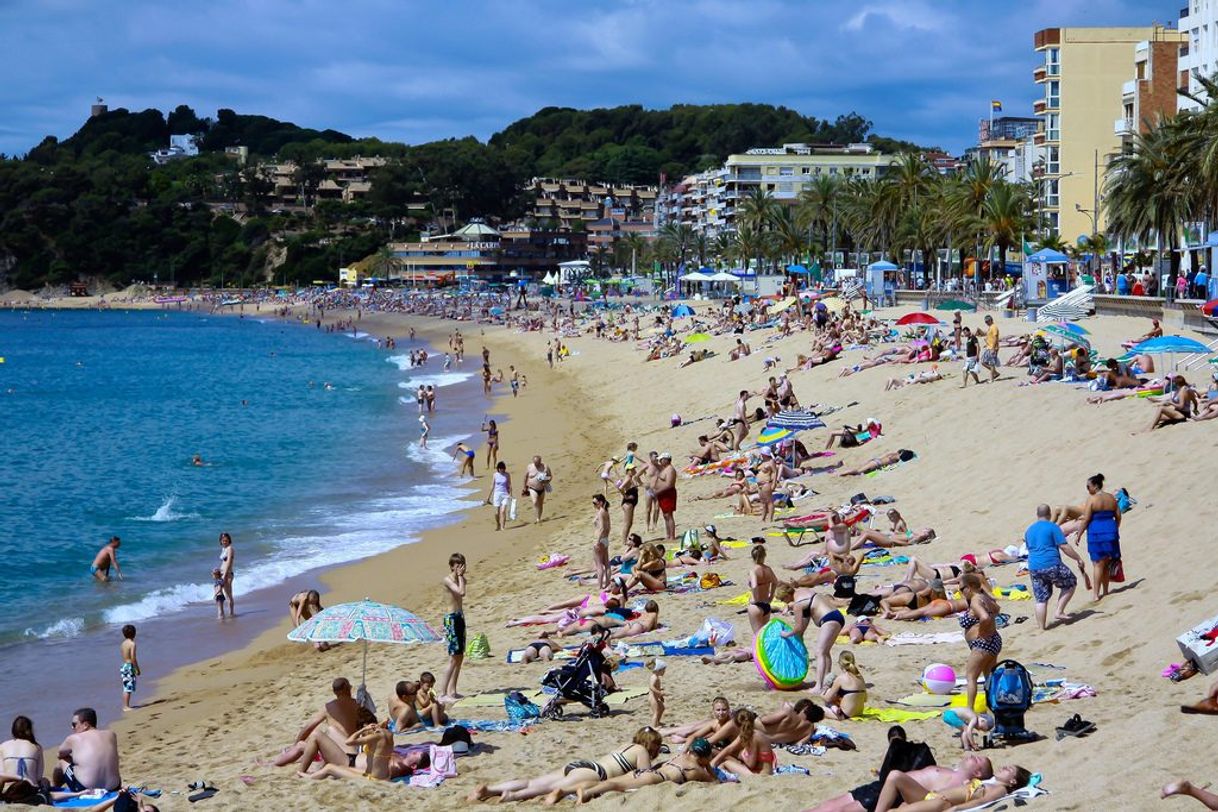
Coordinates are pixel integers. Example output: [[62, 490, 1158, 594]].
[[857, 707, 942, 724], [406, 744, 458, 787], [54, 792, 120, 808], [884, 631, 965, 646], [864, 452, 919, 477], [892, 693, 988, 710], [993, 585, 1031, 601], [774, 764, 812, 775], [959, 782, 1049, 811], [397, 718, 535, 734]]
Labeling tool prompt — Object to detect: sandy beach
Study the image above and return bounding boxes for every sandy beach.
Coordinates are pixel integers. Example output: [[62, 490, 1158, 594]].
[[25, 298, 1218, 810]]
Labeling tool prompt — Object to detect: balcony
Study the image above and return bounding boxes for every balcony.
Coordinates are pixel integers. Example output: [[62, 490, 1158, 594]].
[[1122, 79, 1137, 99], [1033, 99, 1046, 114], [1115, 117, 1134, 136], [1033, 66, 1046, 83]]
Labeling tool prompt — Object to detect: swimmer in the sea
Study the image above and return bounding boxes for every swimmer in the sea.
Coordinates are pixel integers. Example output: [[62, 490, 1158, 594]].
[[91, 537, 123, 582], [192, 454, 204, 466]]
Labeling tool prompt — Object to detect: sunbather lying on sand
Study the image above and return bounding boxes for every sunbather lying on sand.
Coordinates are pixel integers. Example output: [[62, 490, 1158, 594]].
[[469, 727, 662, 803], [838, 450, 917, 476], [843, 615, 890, 643], [570, 738, 717, 803], [807, 744, 995, 812], [885, 368, 944, 390], [874, 763, 1031, 811]]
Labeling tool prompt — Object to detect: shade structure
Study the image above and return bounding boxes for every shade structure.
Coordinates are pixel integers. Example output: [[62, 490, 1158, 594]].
[[936, 300, 975, 311], [1027, 248, 1069, 264], [786, 264, 810, 275], [754, 618, 808, 690], [1056, 321, 1090, 336], [679, 271, 712, 282], [867, 260, 899, 272], [767, 409, 826, 431], [289, 599, 441, 706], [768, 297, 797, 314], [896, 312, 940, 326], [707, 271, 742, 283], [671, 304, 694, 318], [755, 427, 792, 446], [683, 332, 712, 344], [1037, 323, 1090, 349], [821, 297, 847, 313], [1131, 335, 1212, 355]]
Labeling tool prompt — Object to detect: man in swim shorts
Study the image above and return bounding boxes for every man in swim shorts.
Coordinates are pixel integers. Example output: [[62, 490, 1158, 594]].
[[1024, 504, 1090, 629], [652, 452, 678, 541]]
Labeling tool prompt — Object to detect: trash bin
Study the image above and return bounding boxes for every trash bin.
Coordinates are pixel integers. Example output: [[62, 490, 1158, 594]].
[[1026, 307, 1038, 322]]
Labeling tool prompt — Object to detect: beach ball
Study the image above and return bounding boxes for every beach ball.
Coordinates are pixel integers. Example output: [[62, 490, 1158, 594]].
[[922, 663, 956, 695], [671, 413, 682, 427], [754, 618, 809, 690]]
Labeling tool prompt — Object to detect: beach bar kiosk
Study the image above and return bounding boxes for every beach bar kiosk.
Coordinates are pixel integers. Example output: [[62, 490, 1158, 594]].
[[865, 260, 901, 307], [1024, 249, 1070, 302]]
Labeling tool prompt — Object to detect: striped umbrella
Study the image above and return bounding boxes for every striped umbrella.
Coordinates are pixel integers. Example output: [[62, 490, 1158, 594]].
[[289, 598, 441, 706], [1038, 323, 1090, 349], [755, 427, 792, 446], [767, 410, 827, 431]]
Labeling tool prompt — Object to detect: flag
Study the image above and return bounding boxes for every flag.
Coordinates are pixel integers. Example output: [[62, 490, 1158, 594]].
[[990, 100, 1003, 112]]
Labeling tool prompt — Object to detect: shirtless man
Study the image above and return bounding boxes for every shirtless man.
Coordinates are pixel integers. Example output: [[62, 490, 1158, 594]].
[[731, 390, 752, 449], [808, 754, 995, 812], [91, 537, 123, 582], [652, 452, 678, 541], [54, 708, 121, 792], [387, 681, 420, 730], [756, 450, 779, 524], [284, 678, 362, 769], [523, 456, 553, 524]]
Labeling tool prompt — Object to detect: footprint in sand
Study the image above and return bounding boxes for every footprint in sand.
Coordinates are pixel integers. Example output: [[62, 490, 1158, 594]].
[[1102, 645, 1135, 667]]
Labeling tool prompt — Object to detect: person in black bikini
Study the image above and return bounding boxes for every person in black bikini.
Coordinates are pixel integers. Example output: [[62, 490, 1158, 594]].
[[572, 737, 717, 803], [959, 573, 1002, 715], [616, 465, 640, 547], [747, 545, 778, 634], [521, 632, 554, 663], [775, 585, 845, 693]]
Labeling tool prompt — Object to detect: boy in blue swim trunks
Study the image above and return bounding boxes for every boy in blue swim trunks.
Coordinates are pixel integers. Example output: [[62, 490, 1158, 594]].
[[439, 553, 467, 703]]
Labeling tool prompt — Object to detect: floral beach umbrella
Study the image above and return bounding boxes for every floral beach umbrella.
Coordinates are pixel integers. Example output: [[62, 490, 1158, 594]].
[[288, 598, 441, 706]]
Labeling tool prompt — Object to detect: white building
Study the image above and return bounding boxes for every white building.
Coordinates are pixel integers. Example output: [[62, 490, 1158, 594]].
[[150, 134, 201, 165], [1180, 0, 1218, 110]]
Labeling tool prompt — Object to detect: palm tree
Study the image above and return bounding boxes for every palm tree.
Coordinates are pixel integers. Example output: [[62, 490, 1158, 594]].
[[1105, 120, 1194, 290], [622, 232, 649, 276], [739, 187, 780, 234], [771, 206, 807, 268], [889, 152, 935, 210], [712, 231, 739, 269], [980, 182, 1031, 278], [735, 223, 767, 276], [692, 232, 710, 269], [795, 176, 840, 262]]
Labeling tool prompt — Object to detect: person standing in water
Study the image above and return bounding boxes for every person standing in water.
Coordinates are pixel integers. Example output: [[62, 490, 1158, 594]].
[[91, 537, 123, 582], [218, 532, 235, 617], [419, 415, 430, 449], [453, 442, 476, 478]]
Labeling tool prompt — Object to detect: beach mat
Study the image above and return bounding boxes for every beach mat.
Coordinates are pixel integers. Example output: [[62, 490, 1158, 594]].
[[857, 707, 942, 724], [55, 793, 120, 808]]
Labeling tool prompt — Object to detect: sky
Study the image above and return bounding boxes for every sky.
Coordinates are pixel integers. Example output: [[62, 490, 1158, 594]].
[[0, 0, 1180, 157]]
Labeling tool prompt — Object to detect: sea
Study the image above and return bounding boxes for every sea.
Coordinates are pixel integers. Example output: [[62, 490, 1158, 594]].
[[0, 307, 483, 735]]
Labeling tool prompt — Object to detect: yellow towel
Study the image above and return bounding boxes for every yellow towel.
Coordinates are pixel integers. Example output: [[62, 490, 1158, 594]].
[[716, 591, 786, 610], [993, 587, 1032, 601], [894, 693, 988, 711], [858, 707, 942, 723]]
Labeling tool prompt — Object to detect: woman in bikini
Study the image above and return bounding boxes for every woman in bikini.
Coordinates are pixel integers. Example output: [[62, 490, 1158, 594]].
[[824, 651, 868, 720], [571, 738, 717, 803], [506, 578, 628, 627], [470, 727, 662, 803], [299, 720, 427, 782], [1145, 375, 1198, 432], [616, 464, 640, 545], [844, 614, 890, 643], [903, 557, 979, 589], [959, 573, 1002, 715], [713, 709, 776, 777], [660, 696, 733, 744], [837, 449, 916, 477], [625, 544, 667, 592], [877, 576, 940, 613], [482, 419, 500, 471], [775, 585, 845, 692], [757, 698, 825, 744], [874, 764, 1031, 812], [0, 716, 43, 788], [606, 600, 661, 640], [747, 545, 779, 634], [520, 631, 555, 663]]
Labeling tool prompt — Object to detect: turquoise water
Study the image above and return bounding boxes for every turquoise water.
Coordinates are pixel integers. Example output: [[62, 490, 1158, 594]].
[[0, 309, 479, 646]]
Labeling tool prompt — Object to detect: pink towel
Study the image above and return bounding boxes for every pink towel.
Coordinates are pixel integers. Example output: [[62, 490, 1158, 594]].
[[408, 744, 458, 787]]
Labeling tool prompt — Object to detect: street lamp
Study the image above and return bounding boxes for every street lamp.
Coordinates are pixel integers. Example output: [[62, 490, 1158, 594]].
[[1075, 203, 1097, 236]]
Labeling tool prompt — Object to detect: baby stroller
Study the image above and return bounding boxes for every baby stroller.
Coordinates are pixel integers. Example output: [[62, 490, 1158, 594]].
[[540, 629, 610, 719]]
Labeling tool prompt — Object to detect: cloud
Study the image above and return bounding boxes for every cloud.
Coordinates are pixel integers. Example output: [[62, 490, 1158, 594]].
[[0, 0, 1175, 157]]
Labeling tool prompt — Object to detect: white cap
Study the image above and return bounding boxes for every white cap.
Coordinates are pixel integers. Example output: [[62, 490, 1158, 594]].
[[658, 451, 672, 460], [650, 658, 667, 672]]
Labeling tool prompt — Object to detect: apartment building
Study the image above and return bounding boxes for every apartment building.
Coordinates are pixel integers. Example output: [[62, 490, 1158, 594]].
[[1116, 28, 1189, 150], [1179, 0, 1218, 110], [1033, 25, 1171, 240], [260, 156, 388, 208], [389, 222, 586, 281], [657, 144, 898, 235], [528, 178, 658, 231]]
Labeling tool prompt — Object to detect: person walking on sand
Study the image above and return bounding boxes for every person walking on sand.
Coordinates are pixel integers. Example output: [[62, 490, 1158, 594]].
[[440, 553, 467, 702], [1025, 504, 1090, 629], [1072, 473, 1122, 602], [486, 461, 512, 531], [647, 659, 666, 727], [960, 326, 981, 387], [981, 314, 1001, 382], [418, 414, 430, 449], [524, 456, 553, 523], [652, 452, 678, 541], [591, 494, 612, 590], [119, 625, 140, 712], [218, 532, 235, 617], [91, 537, 123, 582]]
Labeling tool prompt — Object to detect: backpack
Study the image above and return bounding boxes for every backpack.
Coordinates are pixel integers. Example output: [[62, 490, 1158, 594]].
[[504, 691, 542, 721]]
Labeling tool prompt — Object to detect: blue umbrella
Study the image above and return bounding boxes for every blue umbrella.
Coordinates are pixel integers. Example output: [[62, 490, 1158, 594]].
[[1131, 336, 1211, 355], [786, 264, 809, 275], [1056, 321, 1089, 336], [671, 304, 694, 318], [1027, 249, 1069, 263]]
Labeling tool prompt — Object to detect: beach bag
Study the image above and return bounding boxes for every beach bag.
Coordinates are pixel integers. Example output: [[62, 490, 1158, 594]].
[[679, 528, 701, 552], [465, 632, 491, 659], [504, 691, 541, 721], [691, 616, 734, 646], [1108, 559, 1126, 583], [1177, 613, 1218, 674], [699, 572, 722, 590]]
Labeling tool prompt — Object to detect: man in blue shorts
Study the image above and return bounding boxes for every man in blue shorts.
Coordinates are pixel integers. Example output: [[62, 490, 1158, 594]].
[[1024, 504, 1090, 629]]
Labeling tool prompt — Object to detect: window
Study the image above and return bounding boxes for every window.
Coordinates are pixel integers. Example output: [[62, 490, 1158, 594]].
[[1047, 146, 1060, 175], [1045, 178, 1059, 207], [779, 166, 794, 176], [800, 167, 811, 174], [1045, 211, 1059, 232], [1046, 47, 1060, 75], [1046, 113, 1060, 142], [1047, 80, 1060, 109], [764, 166, 778, 175], [829, 167, 839, 175]]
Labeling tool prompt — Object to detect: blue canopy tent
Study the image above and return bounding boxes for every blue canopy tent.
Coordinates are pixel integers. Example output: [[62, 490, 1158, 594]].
[[671, 304, 694, 318], [866, 260, 900, 305]]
